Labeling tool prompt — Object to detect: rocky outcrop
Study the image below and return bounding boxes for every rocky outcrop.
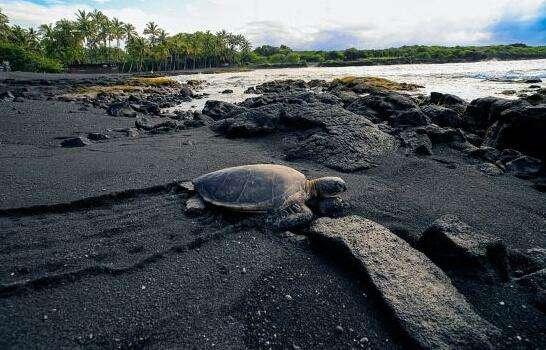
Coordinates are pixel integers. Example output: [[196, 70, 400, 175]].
[[309, 216, 501, 349], [245, 80, 309, 94], [418, 215, 509, 280], [346, 91, 419, 124], [207, 93, 397, 172], [421, 104, 463, 128], [428, 91, 468, 115], [463, 97, 530, 134], [482, 104, 546, 161]]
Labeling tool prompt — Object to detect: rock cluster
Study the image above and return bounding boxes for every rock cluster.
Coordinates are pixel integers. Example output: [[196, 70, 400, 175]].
[[205, 79, 545, 185]]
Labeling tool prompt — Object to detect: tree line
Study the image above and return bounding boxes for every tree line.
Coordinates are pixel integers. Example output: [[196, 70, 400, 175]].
[[0, 8, 252, 72], [1, 7, 545, 73]]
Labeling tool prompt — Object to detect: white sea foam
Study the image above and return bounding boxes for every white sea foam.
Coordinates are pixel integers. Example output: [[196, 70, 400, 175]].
[[172, 59, 546, 111]]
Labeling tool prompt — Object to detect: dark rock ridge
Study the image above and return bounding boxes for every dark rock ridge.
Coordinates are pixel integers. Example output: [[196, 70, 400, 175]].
[[309, 216, 501, 349], [204, 80, 545, 182], [203, 93, 398, 172]]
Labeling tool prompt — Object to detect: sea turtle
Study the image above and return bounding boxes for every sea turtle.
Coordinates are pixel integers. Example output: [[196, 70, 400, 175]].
[[186, 164, 347, 230]]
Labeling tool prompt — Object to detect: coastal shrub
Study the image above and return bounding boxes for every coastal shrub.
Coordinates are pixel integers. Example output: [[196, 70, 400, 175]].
[[0, 42, 63, 73]]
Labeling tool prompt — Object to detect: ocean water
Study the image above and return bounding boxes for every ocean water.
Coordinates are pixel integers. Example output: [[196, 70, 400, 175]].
[[172, 59, 546, 111]]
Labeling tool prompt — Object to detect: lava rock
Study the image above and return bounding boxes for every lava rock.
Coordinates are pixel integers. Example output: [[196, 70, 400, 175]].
[[429, 91, 468, 115], [309, 216, 501, 349], [470, 146, 500, 163], [87, 132, 109, 141], [61, 136, 92, 148], [464, 97, 530, 134], [505, 156, 543, 179], [399, 130, 433, 155], [346, 91, 419, 123], [421, 104, 463, 128], [477, 162, 504, 176], [419, 215, 509, 280], [483, 104, 546, 161], [202, 100, 248, 120]]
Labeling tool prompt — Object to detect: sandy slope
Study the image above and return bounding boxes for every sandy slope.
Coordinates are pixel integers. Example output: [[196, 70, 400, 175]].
[[0, 94, 545, 348]]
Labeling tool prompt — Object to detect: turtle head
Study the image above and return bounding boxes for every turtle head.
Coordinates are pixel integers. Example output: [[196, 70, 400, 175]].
[[310, 177, 347, 198]]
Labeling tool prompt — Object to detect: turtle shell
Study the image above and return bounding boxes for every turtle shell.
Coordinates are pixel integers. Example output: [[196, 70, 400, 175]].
[[193, 164, 308, 212]]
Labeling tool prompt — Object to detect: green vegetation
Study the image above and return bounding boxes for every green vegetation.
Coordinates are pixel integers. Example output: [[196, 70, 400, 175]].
[[1, 7, 545, 73]]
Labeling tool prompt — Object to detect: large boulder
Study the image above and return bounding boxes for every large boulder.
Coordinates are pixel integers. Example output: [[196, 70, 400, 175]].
[[346, 91, 419, 123], [202, 100, 248, 120], [281, 103, 398, 171], [309, 216, 501, 349], [211, 110, 278, 137], [483, 104, 546, 161], [464, 97, 530, 134], [421, 104, 463, 128], [245, 79, 308, 94]]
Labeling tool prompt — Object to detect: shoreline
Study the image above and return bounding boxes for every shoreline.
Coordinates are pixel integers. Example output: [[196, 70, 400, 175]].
[[2, 57, 546, 79]]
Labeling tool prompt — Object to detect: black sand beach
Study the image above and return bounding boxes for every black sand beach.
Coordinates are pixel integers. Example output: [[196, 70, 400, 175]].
[[1, 72, 545, 349]]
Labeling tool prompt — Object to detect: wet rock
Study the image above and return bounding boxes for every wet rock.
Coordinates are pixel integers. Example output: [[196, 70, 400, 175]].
[[221, 89, 234, 94], [202, 100, 248, 120], [525, 78, 542, 84], [399, 130, 433, 155], [421, 104, 463, 128], [61, 136, 92, 148], [483, 104, 546, 160], [477, 162, 504, 176], [309, 216, 501, 349], [464, 97, 530, 134], [87, 132, 109, 141], [470, 146, 500, 163], [505, 156, 542, 179], [179, 86, 194, 98], [429, 91, 468, 114], [418, 215, 509, 279], [247, 80, 308, 94]]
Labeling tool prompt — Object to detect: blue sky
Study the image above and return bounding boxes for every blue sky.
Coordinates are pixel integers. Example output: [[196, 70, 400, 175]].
[[2, 0, 545, 49]]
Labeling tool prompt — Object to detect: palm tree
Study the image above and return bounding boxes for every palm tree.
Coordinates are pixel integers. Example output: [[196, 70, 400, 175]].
[[110, 18, 125, 48], [75, 9, 92, 48], [143, 21, 160, 45], [124, 23, 137, 40]]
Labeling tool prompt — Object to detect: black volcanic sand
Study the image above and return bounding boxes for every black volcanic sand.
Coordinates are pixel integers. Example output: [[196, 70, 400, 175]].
[[1, 78, 545, 349]]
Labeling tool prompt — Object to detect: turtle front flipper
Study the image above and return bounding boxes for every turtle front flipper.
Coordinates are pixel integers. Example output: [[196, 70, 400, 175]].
[[271, 202, 314, 231]]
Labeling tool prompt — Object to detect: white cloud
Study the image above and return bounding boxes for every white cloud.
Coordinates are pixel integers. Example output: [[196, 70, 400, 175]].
[[1, 0, 544, 48]]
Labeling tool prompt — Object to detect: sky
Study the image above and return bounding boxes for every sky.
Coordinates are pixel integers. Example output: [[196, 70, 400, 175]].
[[1, 0, 545, 49]]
